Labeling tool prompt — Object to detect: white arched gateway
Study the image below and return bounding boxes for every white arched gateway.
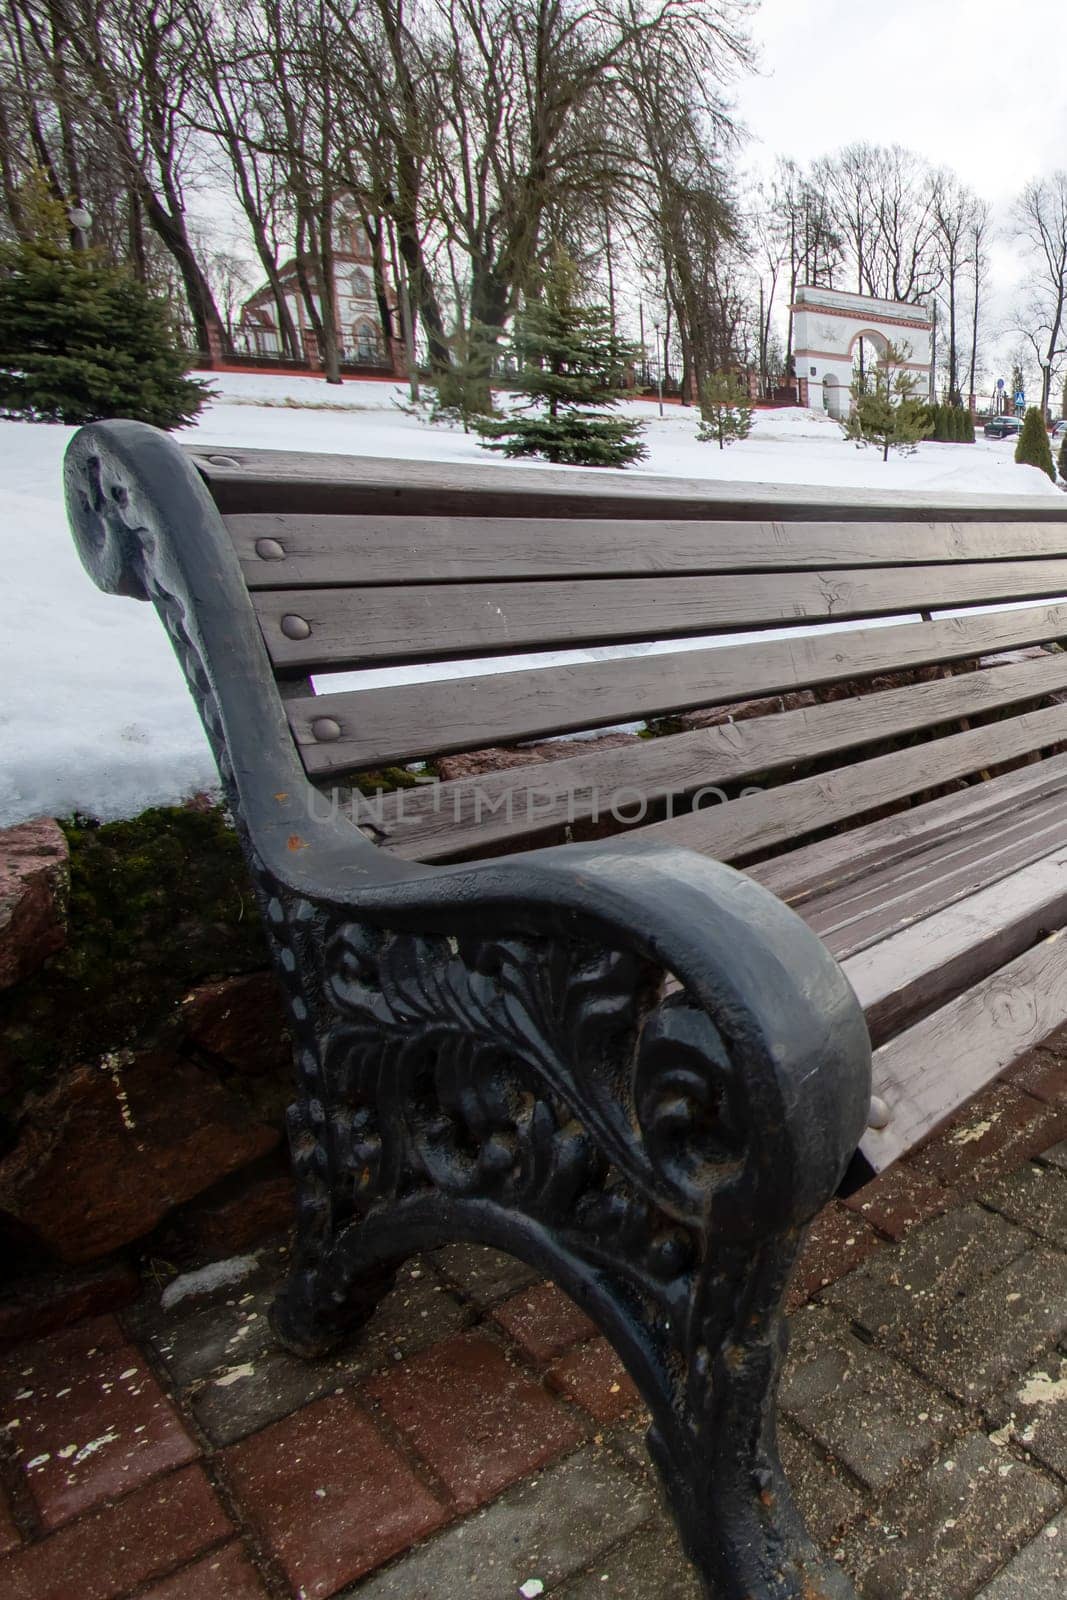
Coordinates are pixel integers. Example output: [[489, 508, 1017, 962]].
[[792, 286, 932, 414]]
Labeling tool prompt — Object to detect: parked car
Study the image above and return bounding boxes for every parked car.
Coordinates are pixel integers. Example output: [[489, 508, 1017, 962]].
[[1052, 419, 1067, 440], [983, 416, 1023, 439]]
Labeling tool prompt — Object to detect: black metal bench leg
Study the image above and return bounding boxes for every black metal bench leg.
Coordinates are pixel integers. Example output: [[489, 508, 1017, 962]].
[[260, 904, 866, 1600], [275, 1201, 854, 1599]]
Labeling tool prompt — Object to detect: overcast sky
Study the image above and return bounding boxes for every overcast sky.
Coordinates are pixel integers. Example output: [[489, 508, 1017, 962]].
[[736, 0, 1066, 204], [734, 0, 1067, 385]]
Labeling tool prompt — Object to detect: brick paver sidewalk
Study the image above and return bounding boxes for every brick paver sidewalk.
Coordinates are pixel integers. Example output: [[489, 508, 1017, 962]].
[[4, 1050, 1067, 1599]]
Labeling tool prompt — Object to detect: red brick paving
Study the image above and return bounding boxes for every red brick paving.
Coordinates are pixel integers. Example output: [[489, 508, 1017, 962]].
[[0, 1323, 197, 1529], [908, 1083, 1067, 1193], [0, 1464, 231, 1600], [366, 1331, 583, 1511], [547, 1337, 640, 1423], [5, 1078, 1067, 1600], [491, 1281, 596, 1361], [1004, 1045, 1067, 1105], [138, 1541, 270, 1599], [787, 1202, 883, 1311], [221, 1392, 447, 1599], [843, 1164, 953, 1240]]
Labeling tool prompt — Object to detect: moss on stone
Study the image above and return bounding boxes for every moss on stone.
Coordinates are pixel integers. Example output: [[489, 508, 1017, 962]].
[[0, 804, 269, 1147]]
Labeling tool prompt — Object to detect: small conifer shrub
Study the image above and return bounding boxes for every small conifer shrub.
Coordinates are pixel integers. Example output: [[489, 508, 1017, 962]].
[[696, 371, 754, 449], [842, 342, 932, 460], [1014, 406, 1056, 481], [0, 237, 210, 428], [476, 249, 645, 467]]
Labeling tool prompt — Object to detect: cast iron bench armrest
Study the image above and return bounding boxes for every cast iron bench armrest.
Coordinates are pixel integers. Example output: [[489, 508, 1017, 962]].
[[66, 419, 870, 1600]]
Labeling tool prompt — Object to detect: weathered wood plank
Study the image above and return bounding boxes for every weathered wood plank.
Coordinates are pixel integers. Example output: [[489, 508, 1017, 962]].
[[842, 851, 1067, 1046], [292, 603, 1067, 771], [860, 930, 1067, 1169], [811, 787, 1067, 960], [749, 751, 1067, 906], [375, 653, 1067, 862], [229, 512, 1067, 589], [254, 562, 1067, 669], [189, 445, 1067, 521], [642, 702, 1067, 862]]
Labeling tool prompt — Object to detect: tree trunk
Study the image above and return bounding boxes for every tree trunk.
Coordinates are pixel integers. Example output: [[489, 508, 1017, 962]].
[[141, 189, 229, 356], [316, 201, 343, 385], [396, 211, 450, 371], [0, 95, 24, 234], [128, 190, 148, 282]]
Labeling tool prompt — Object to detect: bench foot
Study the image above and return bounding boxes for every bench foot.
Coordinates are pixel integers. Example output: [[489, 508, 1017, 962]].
[[259, 903, 866, 1600], [269, 1256, 398, 1359]]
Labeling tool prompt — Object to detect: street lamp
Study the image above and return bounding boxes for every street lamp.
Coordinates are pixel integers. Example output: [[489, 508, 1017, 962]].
[[67, 201, 92, 251], [652, 319, 664, 418]]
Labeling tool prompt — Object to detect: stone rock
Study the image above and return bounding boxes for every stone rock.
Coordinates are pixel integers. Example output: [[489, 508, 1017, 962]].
[[153, 1157, 296, 1262], [0, 818, 69, 989], [181, 972, 290, 1076], [0, 1050, 280, 1264], [0, 1258, 140, 1347], [674, 690, 816, 731], [437, 732, 641, 783]]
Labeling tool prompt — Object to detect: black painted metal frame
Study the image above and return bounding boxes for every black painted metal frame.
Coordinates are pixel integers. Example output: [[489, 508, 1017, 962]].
[[64, 420, 872, 1599]]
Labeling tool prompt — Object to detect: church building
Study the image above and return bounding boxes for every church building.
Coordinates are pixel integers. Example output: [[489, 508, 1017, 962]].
[[237, 211, 400, 373]]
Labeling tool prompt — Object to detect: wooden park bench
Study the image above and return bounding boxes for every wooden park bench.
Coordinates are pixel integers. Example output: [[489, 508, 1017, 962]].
[[64, 421, 1067, 1600]]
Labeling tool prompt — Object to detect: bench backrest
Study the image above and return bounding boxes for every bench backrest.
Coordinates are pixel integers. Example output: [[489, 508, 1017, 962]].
[[188, 445, 1067, 856]]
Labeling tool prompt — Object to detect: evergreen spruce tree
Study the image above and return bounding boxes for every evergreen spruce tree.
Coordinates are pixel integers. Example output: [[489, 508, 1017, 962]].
[[1059, 431, 1067, 484], [696, 371, 754, 449], [476, 250, 645, 467], [962, 407, 975, 443], [427, 320, 498, 431], [841, 342, 932, 461], [1014, 406, 1055, 481], [0, 236, 210, 428]]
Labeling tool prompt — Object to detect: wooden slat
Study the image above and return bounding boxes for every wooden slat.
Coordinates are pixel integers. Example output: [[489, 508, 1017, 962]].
[[644, 702, 1067, 863], [373, 653, 1067, 863], [255, 562, 1067, 669], [842, 851, 1067, 1046], [810, 787, 1067, 960], [190, 446, 1067, 522], [230, 513, 1067, 589], [860, 931, 1067, 1170], [292, 603, 1067, 771]]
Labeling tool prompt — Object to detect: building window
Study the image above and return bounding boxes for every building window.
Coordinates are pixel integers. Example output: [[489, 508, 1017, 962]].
[[349, 267, 373, 299], [352, 320, 379, 362]]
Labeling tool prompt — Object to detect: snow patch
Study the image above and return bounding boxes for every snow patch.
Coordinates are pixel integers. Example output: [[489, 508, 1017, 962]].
[[1019, 1371, 1067, 1407], [160, 1253, 259, 1311], [214, 1363, 255, 1387], [3, 378, 1060, 828]]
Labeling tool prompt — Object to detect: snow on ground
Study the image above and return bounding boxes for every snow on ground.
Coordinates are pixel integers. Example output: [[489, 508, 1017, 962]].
[[2, 371, 1064, 828], [194, 371, 1059, 497]]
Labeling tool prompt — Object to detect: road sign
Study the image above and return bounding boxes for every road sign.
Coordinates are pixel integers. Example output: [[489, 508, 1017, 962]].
[[997, 378, 1005, 390], [1015, 390, 1026, 407]]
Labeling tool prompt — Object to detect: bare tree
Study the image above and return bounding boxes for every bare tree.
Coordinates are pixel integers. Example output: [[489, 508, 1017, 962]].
[[42, 0, 231, 353], [816, 143, 942, 305], [931, 172, 981, 403], [1011, 173, 1067, 418], [966, 198, 991, 406]]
